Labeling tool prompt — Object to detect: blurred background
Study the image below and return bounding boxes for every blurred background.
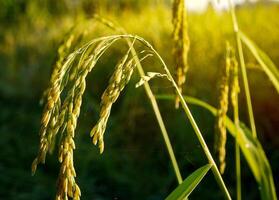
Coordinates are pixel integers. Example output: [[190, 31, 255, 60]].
[[0, 0, 278, 199]]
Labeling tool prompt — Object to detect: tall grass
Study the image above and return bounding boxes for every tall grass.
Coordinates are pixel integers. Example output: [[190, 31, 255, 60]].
[[228, 0, 257, 138], [228, 43, 241, 200], [228, 0, 278, 199]]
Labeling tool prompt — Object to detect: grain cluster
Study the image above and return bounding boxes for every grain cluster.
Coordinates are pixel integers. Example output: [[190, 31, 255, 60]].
[[215, 42, 238, 174], [172, 0, 190, 108], [90, 47, 136, 153], [32, 35, 135, 199]]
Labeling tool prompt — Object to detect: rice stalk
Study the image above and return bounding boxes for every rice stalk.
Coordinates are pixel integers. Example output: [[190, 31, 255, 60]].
[[91, 15, 183, 184], [227, 0, 257, 138], [134, 35, 231, 199], [32, 34, 231, 200], [172, 0, 190, 108], [214, 42, 231, 174], [229, 42, 242, 200], [171, 94, 277, 200], [89, 34, 231, 199]]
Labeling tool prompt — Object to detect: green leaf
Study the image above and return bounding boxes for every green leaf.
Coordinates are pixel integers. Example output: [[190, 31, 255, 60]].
[[135, 72, 170, 88], [239, 31, 279, 93], [165, 164, 212, 200], [157, 95, 278, 200]]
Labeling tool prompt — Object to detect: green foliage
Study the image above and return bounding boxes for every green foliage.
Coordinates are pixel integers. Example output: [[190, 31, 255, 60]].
[[239, 31, 279, 93], [166, 164, 212, 200], [157, 95, 277, 200]]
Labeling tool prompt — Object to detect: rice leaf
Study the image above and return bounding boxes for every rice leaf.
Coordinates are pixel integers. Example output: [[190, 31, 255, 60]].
[[135, 72, 170, 88], [239, 31, 279, 93], [165, 164, 212, 200], [157, 95, 277, 200]]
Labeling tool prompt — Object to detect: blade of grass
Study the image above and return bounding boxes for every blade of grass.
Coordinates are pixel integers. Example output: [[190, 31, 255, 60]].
[[238, 31, 279, 93], [157, 95, 277, 200], [228, 0, 257, 138], [235, 128, 241, 200], [165, 164, 212, 200], [233, 100, 242, 200]]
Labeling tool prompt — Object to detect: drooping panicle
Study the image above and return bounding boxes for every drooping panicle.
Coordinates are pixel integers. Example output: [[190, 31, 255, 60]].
[[214, 42, 232, 174], [32, 36, 121, 200], [229, 45, 240, 109], [90, 47, 136, 153], [172, 0, 190, 108]]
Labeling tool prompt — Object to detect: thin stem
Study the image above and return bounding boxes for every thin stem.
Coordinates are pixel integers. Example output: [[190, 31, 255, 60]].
[[130, 42, 183, 184], [93, 17, 183, 184], [72, 33, 230, 198], [154, 50, 231, 200], [232, 91, 241, 200], [235, 137, 241, 200], [228, 0, 257, 138], [118, 34, 231, 199]]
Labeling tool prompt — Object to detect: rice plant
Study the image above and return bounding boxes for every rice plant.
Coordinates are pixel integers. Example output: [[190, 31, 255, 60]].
[[30, 1, 279, 200]]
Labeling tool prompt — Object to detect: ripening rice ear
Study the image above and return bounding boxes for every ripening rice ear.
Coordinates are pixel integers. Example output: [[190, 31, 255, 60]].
[[172, 0, 190, 109], [90, 46, 137, 154], [32, 36, 123, 200], [214, 42, 236, 174]]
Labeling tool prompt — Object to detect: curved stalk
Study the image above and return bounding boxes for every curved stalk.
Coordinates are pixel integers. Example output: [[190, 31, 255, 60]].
[[68, 34, 231, 199], [151, 46, 232, 200], [130, 42, 183, 184], [228, 0, 257, 138], [232, 85, 242, 200], [234, 109, 241, 200], [116, 35, 231, 200], [93, 18, 183, 184]]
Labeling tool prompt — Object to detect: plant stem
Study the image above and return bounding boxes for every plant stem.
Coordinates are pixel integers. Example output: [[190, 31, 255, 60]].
[[130, 42, 183, 184], [228, 0, 257, 138], [148, 43, 231, 200], [232, 87, 241, 200], [93, 16, 183, 184], [235, 134, 241, 200], [80, 32, 231, 198], [119, 34, 231, 199], [166, 68, 231, 200], [121, 31, 183, 184]]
